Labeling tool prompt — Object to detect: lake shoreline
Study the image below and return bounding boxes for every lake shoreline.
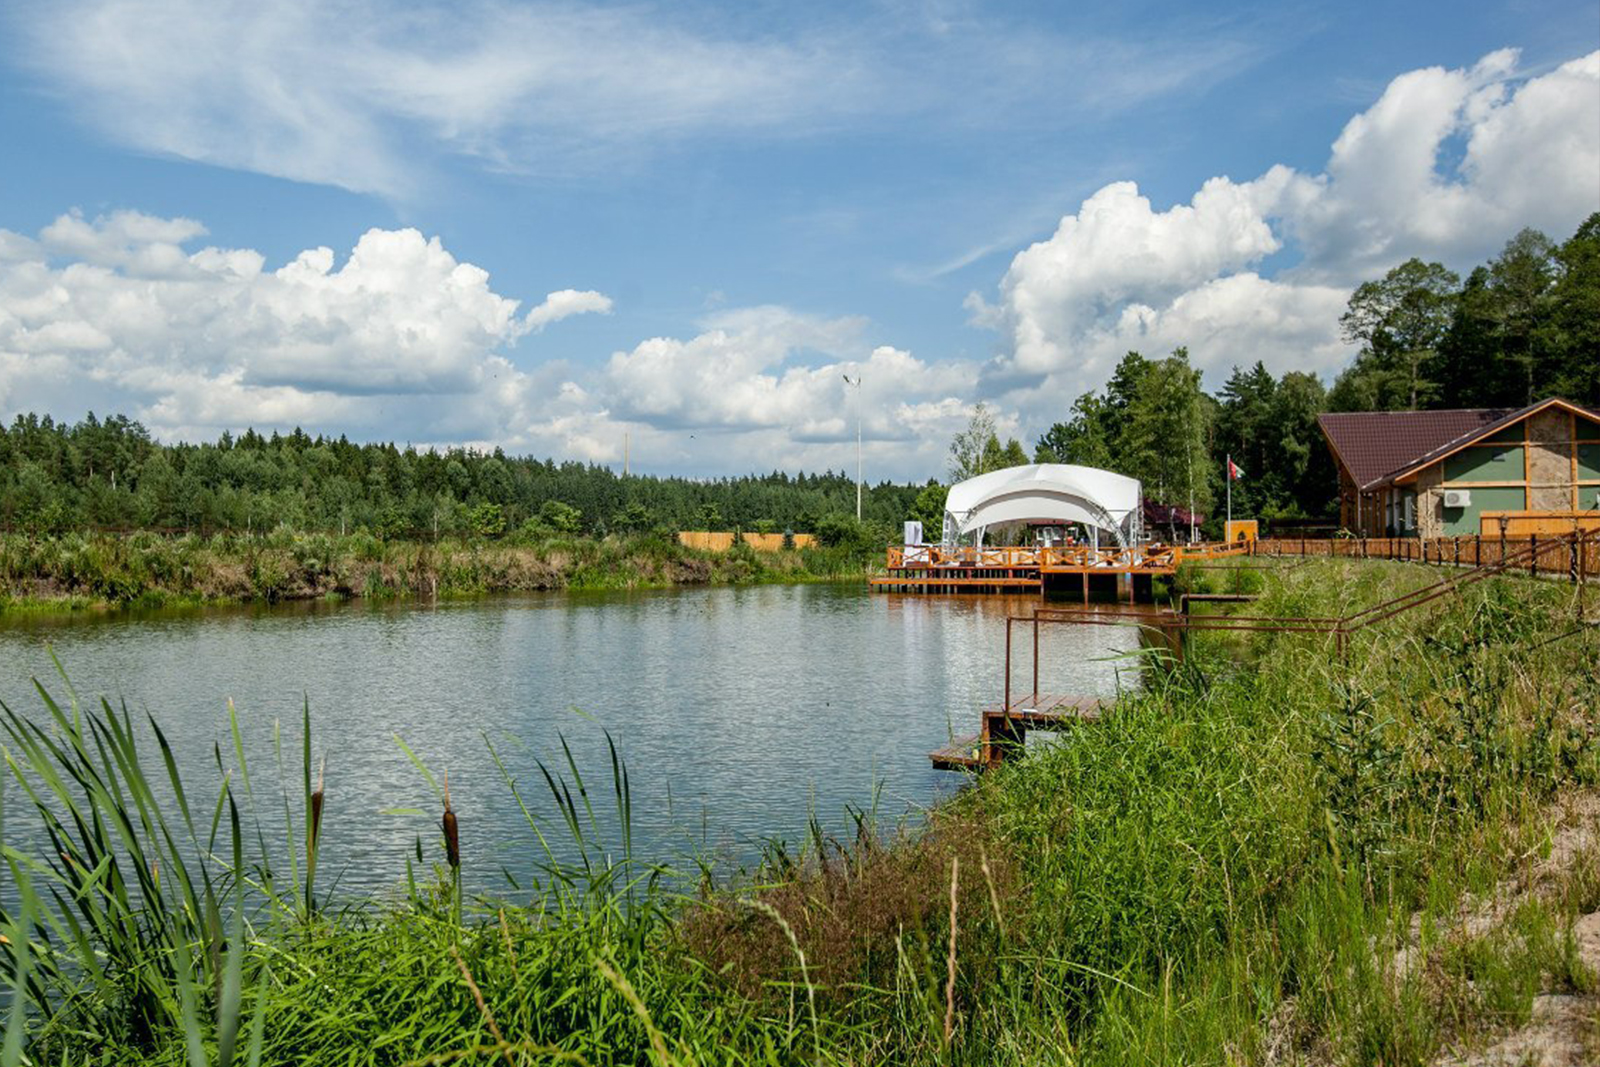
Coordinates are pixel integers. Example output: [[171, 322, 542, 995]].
[[0, 528, 877, 616]]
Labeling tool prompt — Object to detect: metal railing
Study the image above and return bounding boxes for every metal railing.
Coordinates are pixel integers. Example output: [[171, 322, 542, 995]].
[[998, 529, 1598, 710]]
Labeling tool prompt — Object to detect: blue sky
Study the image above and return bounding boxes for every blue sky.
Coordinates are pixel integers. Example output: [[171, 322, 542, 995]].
[[1, 0, 1597, 480]]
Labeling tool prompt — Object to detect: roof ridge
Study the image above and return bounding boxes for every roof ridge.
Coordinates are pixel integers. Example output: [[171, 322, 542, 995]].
[[1319, 407, 1507, 418]]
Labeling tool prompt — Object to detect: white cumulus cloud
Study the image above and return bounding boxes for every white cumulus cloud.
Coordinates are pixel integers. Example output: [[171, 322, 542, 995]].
[[526, 289, 613, 331], [0, 212, 612, 445], [976, 49, 1600, 410], [0, 211, 975, 478], [600, 307, 975, 445]]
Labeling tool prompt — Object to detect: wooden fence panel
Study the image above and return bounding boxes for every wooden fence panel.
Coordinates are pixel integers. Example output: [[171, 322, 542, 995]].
[[1253, 533, 1598, 582], [678, 531, 817, 552]]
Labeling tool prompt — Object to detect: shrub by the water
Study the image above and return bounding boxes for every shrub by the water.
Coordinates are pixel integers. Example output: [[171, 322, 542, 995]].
[[0, 528, 883, 612]]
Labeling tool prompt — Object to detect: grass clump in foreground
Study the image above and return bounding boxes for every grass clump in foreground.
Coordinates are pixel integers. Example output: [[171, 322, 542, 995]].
[[3, 558, 1600, 1065]]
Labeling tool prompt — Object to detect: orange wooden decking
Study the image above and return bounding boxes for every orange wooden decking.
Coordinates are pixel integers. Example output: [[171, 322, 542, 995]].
[[930, 692, 1106, 770], [875, 542, 1248, 594]]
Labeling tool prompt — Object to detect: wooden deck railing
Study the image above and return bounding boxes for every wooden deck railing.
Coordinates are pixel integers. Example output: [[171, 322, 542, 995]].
[[886, 540, 1250, 570], [1254, 533, 1600, 580], [888, 531, 1600, 582]]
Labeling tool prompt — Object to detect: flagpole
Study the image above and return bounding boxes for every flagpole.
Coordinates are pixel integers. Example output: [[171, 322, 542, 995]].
[[1187, 437, 1195, 544], [1226, 453, 1232, 531]]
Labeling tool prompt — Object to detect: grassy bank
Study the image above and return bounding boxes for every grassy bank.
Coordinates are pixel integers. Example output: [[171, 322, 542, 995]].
[[0, 530, 877, 613], [2, 558, 1598, 1065]]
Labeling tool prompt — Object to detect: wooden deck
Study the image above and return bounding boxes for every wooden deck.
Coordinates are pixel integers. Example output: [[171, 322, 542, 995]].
[[932, 692, 1106, 770], [983, 692, 1105, 729], [868, 575, 1042, 588], [878, 542, 1249, 596], [929, 733, 984, 771]]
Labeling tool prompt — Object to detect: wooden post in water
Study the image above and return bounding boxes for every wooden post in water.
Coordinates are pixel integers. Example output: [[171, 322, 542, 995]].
[[1032, 616, 1039, 699], [1004, 618, 1012, 714]]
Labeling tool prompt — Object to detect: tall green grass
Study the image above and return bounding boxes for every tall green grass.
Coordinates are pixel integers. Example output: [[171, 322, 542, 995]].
[[2, 558, 1598, 1064]]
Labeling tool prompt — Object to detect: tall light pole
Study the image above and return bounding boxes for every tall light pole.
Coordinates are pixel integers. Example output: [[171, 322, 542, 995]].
[[842, 373, 862, 521]]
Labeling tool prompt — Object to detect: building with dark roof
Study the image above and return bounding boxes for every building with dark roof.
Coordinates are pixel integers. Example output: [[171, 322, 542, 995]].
[[1318, 398, 1600, 537]]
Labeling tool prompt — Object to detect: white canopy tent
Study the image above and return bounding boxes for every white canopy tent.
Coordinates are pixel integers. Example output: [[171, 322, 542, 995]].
[[940, 464, 1142, 549]]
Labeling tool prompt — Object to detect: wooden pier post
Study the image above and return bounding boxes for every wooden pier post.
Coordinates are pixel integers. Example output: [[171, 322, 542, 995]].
[[1032, 617, 1039, 697], [1003, 618, 1012, 713]]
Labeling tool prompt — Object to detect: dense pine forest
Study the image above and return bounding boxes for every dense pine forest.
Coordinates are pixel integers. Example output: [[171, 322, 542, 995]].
[[0, 414, 921, 542], [2, 215, 1595, 543]]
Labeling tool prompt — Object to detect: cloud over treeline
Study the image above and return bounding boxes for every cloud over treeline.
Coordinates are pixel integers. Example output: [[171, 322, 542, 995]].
[[973, 50, 1600, 411]]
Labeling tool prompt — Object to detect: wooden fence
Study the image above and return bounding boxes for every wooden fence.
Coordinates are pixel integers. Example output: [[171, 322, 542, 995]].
[[1478, 511, 1600, 537], [1255, 533, 1599, 580], [677, 531, 817, 552]]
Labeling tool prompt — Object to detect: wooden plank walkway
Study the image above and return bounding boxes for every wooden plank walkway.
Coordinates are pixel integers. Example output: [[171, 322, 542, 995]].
[[932, 692, 1106, 770], [983, 693, 1104, 729], [869, 575, 1041, 588], [1038, 563, 1176, 575], [929, 733, 984, 771]]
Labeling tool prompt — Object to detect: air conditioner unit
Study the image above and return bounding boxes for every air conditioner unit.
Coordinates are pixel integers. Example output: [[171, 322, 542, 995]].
[[1442, 489, 1472, 508]]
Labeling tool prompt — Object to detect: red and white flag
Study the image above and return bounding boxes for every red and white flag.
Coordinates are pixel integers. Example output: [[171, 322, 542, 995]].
[[1227, 458, 1244, 481]]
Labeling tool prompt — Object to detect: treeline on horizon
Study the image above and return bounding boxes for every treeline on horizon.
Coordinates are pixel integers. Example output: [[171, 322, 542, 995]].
[[0, 415, 924, 540], [1, 214, 1595, 541]]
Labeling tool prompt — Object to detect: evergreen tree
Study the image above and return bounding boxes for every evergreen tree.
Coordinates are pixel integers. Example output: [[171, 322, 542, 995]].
[[1333, 258, 1460, 410], [1547, 213, 1600, 404], [1122, 349, 1211, 539], [1486, 228, 1558, 405]]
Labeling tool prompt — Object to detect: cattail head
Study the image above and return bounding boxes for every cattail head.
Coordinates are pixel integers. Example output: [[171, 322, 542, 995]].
[[442, 771, 460, 870], [309, 756, 326, 850]]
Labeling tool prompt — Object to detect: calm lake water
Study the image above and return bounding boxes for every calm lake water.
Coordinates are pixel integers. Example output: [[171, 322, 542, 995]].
[[0, 585, 1141, 898]]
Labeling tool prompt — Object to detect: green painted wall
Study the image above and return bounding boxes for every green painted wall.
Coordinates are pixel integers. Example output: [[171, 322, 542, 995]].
[[1440, 485, 1526, 536], [1580, 443, 1600, 482], [1443, 445, 1523, 483]]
